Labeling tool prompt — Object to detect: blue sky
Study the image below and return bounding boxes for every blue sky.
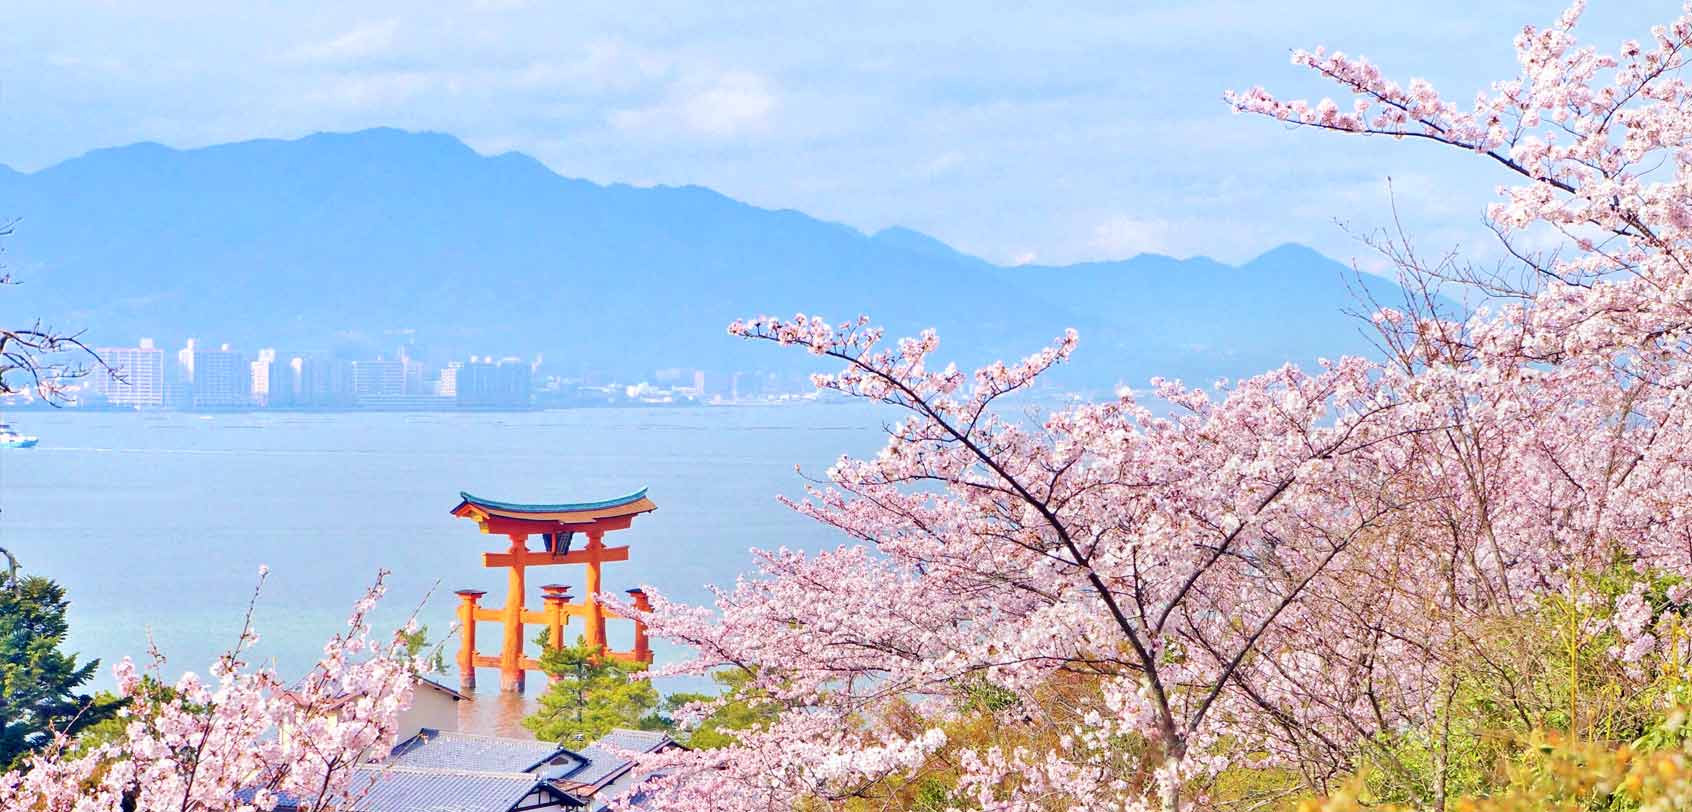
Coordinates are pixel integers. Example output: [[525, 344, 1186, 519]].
[[0, 1, 1665, 268]]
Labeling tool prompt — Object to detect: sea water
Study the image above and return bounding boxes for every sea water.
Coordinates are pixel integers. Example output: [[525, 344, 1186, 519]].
[[0, 406, 887, 733]]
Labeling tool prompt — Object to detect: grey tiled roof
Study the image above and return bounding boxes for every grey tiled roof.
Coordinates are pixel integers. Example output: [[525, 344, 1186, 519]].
[[565, 729, 678, 793], [417, 677, 470, 701], [563, 745, 632, 789], [589, 768, 669, 812], [593, 729, 671, 754], [390, 728, 582, 774], [273, 764, 577, 811]]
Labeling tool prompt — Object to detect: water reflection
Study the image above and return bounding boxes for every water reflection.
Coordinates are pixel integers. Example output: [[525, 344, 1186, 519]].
[[456, 689, 538, 738]]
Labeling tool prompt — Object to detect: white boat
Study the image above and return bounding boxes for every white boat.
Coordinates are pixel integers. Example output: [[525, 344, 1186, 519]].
[[0, 421, 39, 448]]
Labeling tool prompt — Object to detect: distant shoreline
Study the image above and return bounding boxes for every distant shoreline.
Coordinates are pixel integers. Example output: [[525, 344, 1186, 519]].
[[0, 398, 847, 415]]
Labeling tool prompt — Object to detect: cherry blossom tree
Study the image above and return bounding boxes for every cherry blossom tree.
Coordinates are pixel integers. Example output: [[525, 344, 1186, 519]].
[[0, 568, 424, 812], [1225, 0, 1692, 363], [1218, 3, 1692, 800], [629, 4, 1692, 810], [619, 317, 1448, 810]]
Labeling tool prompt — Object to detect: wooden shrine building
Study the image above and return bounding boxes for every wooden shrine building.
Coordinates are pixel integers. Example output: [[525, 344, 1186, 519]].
[[450, 489, 657, 692]]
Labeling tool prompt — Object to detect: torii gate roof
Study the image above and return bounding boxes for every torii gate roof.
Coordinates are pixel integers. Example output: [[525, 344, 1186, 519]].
[[451, 488, 657, 535]]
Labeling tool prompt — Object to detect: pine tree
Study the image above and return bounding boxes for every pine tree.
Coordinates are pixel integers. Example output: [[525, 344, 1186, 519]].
[[522, 633, 658, 749], [659, 669, 778, 749], [0, 574, 121, 769]]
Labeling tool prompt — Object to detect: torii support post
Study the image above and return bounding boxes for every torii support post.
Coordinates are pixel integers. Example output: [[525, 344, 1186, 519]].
[[626, 588, 652, 663], [454, 589, 486, 692], [541, 584, 572, 652], [583, 531, 608, 650], [448, 489, 658, 693], [499, 534, 529, 692]]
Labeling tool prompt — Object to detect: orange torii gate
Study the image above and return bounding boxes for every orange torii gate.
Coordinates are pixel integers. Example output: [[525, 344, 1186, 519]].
[[449, 489, 657, 693]]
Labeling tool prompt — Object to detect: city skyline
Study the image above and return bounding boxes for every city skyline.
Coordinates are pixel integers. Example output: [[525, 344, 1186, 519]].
[[74, 335, 802, 412]]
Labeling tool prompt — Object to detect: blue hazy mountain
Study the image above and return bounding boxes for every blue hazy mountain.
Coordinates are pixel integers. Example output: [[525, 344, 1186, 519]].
[[0, 128, 1415, 389]]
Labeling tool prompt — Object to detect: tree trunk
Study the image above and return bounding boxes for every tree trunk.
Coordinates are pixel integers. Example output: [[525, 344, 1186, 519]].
[[1433, 679, 1455, 812], [1159, 751, 1184, 812]]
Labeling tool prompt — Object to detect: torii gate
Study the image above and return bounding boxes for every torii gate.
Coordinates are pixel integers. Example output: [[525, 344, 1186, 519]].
[[449, 489, 657, 693]]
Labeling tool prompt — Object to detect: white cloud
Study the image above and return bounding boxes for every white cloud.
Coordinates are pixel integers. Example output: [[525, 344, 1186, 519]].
[[578, 41, 671, 88], [304, 70, 436, 109], [511, 40, 671, 94], [610, 71, 776, 139], [922, 151, 965, 178], [1, 0, 1602, 269], [45, 52, 126, 73], [288, 20, 400, 64]]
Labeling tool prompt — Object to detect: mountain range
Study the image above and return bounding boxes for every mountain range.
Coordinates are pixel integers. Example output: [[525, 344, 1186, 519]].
[[0, 128, 1411, 391]]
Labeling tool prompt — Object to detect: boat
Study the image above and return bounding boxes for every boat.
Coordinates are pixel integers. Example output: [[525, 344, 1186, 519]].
[[0, 422, 39, 448]]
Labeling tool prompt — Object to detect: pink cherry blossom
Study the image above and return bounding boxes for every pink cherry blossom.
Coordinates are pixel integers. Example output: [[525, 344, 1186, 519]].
[[636, 12, 1692, 800], [0, 571, 425, 812]]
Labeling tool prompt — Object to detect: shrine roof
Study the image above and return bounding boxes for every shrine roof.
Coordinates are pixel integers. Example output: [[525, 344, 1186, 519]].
[[451, 488, 657, 525], [390, 728, 582, 774], [265, 764, 578, 812], [557, 729, 681, 795]]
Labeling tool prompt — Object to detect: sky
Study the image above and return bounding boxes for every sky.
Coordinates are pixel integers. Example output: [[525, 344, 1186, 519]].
[[0, 1, 1668, 269]]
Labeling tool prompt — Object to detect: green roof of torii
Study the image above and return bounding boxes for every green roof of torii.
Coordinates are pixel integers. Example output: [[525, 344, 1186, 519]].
[[454, 488, 650, 514]]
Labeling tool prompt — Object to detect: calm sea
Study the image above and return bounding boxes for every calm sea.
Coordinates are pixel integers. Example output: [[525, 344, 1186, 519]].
[[1, 406, 887, 733]]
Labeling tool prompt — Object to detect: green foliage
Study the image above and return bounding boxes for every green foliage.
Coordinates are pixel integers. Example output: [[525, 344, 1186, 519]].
[[910, 775, 957, 811], [522, 632, 659, 749], [1260, 562, 1692, 812], [0, 575, 122, 769], [66, 690, 131, 755], [70, 678, 182, 757], [777, 560, 1692, 812], [831, 671, 1159, 811], [668, 669, 780, 750], [1267, 563, 1692, 810], [958, 675, 1020, 714], [1301, 730, 1692, 812], [398, 624, 448, 675]]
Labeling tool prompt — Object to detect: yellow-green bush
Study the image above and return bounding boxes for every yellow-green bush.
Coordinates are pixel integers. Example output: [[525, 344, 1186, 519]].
[[1272, 563, 1692, 812]]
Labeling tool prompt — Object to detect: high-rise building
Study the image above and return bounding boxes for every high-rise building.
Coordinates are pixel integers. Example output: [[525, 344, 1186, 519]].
[[404, 359, 425, 396], [456, 358, 531, 409], [250, 348, 277, 407], [191, 344, 249, 409], [395, 344, 429, 396], [176, 338, 198, 383], [261, 356, 296, 408], [166, 338, 199, 408], [293, 356, 355, 408], [92, 338, 166, 407], [436, 363, 460, 398], [352, 360, 406, 400]]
